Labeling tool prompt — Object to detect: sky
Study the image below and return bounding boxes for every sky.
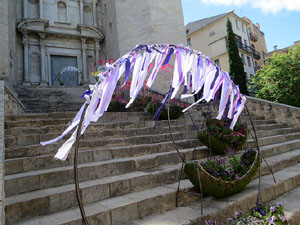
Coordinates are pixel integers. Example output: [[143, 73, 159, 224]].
[[181, 0, 300, 52]]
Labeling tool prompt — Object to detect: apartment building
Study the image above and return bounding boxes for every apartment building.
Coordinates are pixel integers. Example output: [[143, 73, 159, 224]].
[[243, 17, 267, 71], [186, 11, 257, 80]]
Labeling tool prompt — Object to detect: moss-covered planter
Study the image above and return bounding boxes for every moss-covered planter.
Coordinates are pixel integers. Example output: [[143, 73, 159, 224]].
[[198, 131, 247, 155], [184, 150, 260, 198]]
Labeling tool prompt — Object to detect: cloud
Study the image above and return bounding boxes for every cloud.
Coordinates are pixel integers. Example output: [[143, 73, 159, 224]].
[[199, 0, 300, 13]]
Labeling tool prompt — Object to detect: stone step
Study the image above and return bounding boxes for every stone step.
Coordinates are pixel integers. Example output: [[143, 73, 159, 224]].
[[5, 147, 206, 196], [269, 186, 300, 225], [16, 162, 300, 225], [5, 112, 152, 122], [6, 133, 300, 176], [5, 129, 198, 158], [5, 127, 300, 175], [4, 120, 288, 137], [4, 139, 202, 175], [4, 113, 270, 129], [5, 130, 300, 161], [5, 113, 154, 129], [132, 162, 300, 225], [6, 131, 300, 196], [5, 164, 185, 224], [5, 124, 300, 148], [6, 146, 300, 224]]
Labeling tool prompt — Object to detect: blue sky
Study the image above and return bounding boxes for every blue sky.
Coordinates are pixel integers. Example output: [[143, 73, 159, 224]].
[[182, 0, 300, 52]]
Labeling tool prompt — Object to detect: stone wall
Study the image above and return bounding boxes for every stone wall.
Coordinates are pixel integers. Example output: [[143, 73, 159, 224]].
[[4, 85, 25, 115], [0, 80, 5, 224], [246, 96, 300, 128], [0, 0, 9, 80]]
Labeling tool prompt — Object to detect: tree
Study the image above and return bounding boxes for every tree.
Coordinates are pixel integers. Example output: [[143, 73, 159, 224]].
[[226, 19, 249, 95], [250, 45, 300, 107]]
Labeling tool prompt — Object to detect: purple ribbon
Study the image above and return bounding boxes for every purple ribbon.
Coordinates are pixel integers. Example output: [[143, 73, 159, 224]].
[[80, 90, 92, 98], [153, 87, 174, 127], [210, 67, 219, 90], [162, 48, 174, 66]]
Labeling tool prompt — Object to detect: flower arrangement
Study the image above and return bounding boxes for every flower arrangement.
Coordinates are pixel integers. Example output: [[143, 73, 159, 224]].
[[184, 149, 259, 198], [107, 82, 151, 112], [146, 94, 187, 120], [200, 149, 256, 182], [198, 113, 247, 154], [205, 202, 288, 225]]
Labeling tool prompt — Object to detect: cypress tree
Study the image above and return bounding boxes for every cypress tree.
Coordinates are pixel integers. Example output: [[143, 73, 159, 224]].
[[226, 19, 249, 95]]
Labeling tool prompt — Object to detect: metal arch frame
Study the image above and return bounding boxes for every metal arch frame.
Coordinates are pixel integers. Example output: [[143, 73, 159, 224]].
[[72, 100, 277, 224]]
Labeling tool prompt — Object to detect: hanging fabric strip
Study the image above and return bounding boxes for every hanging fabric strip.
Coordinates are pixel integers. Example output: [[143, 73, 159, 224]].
[[146, 46, 168, 88], [40, 103, 87, 146], [229, 95, 246, 129], [171, 48, 184, 99], [153, 87, 174, 126], [216, 75, 233, 120]]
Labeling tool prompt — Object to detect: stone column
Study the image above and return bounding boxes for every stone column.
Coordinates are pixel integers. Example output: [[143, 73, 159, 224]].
[[23, 0, 28, 18], [22, 33, 30, 85], [81, 37, 88, 83], [79, 0, 84, 24], [95, 39, 100, 65], [39, 33, 47, 85], [92, 0, 97, 27], [39, 0, 44, 19]]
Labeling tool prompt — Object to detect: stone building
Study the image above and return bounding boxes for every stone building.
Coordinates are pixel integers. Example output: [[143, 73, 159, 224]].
[[242, 17, 267, 71], [185, 11, 260, 80], [1, 0, 186, 89]]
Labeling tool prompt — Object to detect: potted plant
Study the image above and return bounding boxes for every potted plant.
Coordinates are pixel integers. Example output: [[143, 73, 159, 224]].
[[184, 149, 260, 198], [198, 113, 247, 154]]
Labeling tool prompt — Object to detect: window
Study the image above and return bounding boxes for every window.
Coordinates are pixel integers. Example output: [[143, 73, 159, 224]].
[[57, 1, 67, 22], [209, 31, 215, 37], [247, 56, 251, 67], [244, 39, 247, 46], [187, 38, 191, 46], [241, 54, 245, 65], [214, 59, 220, 66], [235, 19, 239, 29], [242, 24, 245, 33]]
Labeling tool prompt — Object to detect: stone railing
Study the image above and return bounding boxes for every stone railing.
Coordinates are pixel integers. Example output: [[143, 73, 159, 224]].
[[246, 96, 300, 128], [4, 85, 25, 115]]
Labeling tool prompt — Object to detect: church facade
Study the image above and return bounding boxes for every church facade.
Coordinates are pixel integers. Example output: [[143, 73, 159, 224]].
[[1, 0, 186, 89]]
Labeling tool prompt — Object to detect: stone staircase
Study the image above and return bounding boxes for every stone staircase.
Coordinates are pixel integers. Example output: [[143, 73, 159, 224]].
[[4, 110, 300, 225], [13, 85, 87, 113]]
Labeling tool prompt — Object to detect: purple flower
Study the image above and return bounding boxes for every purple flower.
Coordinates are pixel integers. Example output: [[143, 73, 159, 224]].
[[270, 206, 276, 212], [266, 217, 275, 225], [227, 218, 233, 222], [235, 211, 240, 219], [278, 214, 287, 222]]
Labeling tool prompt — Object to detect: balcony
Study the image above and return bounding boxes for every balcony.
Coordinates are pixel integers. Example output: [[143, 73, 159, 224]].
[[250, 32, 258, 42], [236, 41, 261, 60]]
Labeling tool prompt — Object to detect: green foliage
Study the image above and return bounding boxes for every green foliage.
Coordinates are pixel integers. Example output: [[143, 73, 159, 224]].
[[200, 150, 256, 182], [250, 45, 300, 107], [197, 114, 247, 154], [226, 19, 249, 95]]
